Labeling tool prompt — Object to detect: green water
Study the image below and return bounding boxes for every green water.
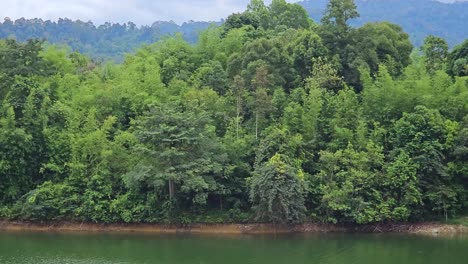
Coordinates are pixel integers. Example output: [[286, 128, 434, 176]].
[[0, 232, 467, 264]]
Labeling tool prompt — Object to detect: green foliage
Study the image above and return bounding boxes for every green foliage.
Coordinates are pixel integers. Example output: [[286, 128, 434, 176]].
[[0, 18, 216, 61], [447, 216, 468, 227], [319, 0, 359, 88], [1, 0, 466, 63], [313, 143, 385, 224], [353, 22, 413, 77], [0, 106, 33, 203], [250, 153, 306, 224], [382, 151, 422, 221], [321, 0, 359, 30], [447, 40, 468, 77], [126, 103, 226, 213], [16, 181, 79, 221], [0, 1, 467, 225], [422, 35, 449, 74], [390, 106, 463, 219]]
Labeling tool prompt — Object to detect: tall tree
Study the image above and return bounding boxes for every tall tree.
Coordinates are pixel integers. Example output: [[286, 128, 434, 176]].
[[320, 0, 359, 54], [252, 65, 273, 139], [320, 0, 360, 89], [126, 103, 225, 212], [422, 35, 449, 74], [250, 153, 306, 224]]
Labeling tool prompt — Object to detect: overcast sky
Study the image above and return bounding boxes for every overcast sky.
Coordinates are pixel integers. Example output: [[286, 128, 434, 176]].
[[0, 0, 465, 25], [0, 0, 291, 25]]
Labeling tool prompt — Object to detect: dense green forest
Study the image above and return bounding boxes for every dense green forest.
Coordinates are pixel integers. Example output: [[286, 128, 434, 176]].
[[0, 0, 467, 225], [1, 0, 466, 61], [0, 18, 217, 61]]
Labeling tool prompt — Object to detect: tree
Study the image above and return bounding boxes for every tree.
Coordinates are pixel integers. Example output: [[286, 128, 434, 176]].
[[126, 103, 225, 213], [0, 106, 32, 204], [250, 153, 306, 224], [321, 0, 359, 30], [328, 88, 363, 150], [382, 151, 422, 221], [389, 106, 461, 218], [448, 115, 468, 211], [319, 0, 360, 89], [361, 65, 412, 126], [288, 32, 329, 81], [191, 60, 228, 94], [232, 75, 246, 139], [307, 57, 344, 93], [251, 65, 273, 139], [447, 40, 468, 77], [352, 22, 413, 78], [269, 0, 311, 30], [314, 143, 384, 224], [422, 35, 449, 74], [223, 12, 260, 34], [0, 39, 52, 100], [320, 0, 359, 54]]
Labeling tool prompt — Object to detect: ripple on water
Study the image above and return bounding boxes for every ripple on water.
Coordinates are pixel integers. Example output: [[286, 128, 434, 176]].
[[1, 256, 134, 264]]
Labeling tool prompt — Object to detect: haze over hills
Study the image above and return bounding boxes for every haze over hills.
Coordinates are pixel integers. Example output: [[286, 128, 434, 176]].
[[0, 18, 217, 61], [0, 0, 466, 60], [299, 0, 468, 47]]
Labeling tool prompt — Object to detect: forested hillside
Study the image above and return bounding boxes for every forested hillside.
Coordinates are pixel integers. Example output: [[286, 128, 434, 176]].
[[0, 18, 217, 61], [299, 0, 468, 47], [0, 0, 467, 225], [1, 0, 466, 61]]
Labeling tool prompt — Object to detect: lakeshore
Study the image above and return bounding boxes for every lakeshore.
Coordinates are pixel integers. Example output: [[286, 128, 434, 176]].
[[1, 220, 467, 235]]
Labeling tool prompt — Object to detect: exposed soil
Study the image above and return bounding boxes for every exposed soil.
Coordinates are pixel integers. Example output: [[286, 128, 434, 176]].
[[0, 220, 467, 235]]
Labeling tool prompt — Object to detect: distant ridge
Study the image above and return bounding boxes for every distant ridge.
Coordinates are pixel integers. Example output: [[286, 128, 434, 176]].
[[298, 0, 468, 47], [0, 18, 218, 61], [0, 0, 466, 60]]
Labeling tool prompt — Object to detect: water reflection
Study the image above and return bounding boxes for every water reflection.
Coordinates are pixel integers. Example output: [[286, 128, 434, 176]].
[[0, 232, 467, 264]]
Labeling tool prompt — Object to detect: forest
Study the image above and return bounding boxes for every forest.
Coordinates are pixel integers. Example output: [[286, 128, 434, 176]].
[[0, 0, 467, 225], [0, 18, 216, 61]]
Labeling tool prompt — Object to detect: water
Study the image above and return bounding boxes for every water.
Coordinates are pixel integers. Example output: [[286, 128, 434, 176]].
[[0, 232, 467, 264]]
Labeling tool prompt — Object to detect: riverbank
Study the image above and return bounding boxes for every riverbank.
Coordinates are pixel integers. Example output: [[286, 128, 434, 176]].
[[1, 220, 467, 235]]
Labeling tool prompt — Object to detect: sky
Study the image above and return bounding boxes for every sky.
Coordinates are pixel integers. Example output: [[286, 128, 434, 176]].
[[0, 0, 290, 25], [0, 0, 466, 26]]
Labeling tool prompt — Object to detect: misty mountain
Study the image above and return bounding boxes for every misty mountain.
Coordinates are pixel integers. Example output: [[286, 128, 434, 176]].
[[299, 0, 468, 47], [0, 18, 218, 61]]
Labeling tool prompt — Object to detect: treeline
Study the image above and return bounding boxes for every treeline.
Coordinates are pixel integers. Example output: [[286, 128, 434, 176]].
[[0, 0, 467, 225], [2, 0, 467, 63], [0, 18, 217, 61]]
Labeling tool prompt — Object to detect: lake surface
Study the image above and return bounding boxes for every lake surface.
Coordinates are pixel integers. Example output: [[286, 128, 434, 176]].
[[0, 232, 467, 264]]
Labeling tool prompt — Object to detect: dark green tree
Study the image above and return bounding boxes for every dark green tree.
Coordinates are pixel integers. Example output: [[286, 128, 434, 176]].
[[250, 152, 306, 224], [447, 40, 468, 77], [352, 22, 413, 78], [126, 103, 225, 214], [422, 35, 449, 74]]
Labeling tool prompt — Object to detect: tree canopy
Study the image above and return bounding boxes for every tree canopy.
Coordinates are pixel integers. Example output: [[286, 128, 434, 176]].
[[0, 0, 467, 225]]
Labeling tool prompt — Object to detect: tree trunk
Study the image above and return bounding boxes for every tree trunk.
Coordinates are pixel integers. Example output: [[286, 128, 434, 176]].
[[169, 180, 175, 201], [236, 111, 240, 140], [444, 203, 448, 221], [255, 112, 258, 140]]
